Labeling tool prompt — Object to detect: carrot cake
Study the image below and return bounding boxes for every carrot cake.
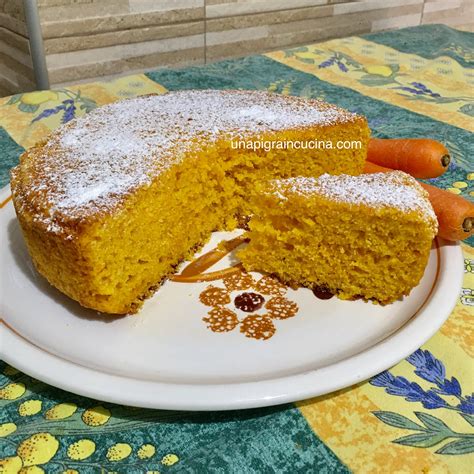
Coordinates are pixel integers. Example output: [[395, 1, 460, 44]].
[[238, 172, 438, 304], [10, 90, 369, 314]]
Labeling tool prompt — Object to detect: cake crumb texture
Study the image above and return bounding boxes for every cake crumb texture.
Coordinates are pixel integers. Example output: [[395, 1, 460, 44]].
[[238, 172, 437, 305], [11, 90, 369, 314]]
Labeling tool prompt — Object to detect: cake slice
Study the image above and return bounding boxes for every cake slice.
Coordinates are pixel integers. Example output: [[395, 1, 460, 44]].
[[239, 172, 438, 304]]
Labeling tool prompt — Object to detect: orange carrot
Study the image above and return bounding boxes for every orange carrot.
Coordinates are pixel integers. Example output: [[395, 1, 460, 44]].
[[364, 161, 474, 241], [367, 138, 450, 179]]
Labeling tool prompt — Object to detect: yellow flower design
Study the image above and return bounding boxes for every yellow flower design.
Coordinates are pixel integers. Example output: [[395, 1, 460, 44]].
[[467, 172, 474, 180], [67, 439, 96, 460], [61, 470, 79, 474], [17, 433, 59, 467], [452, 181, 467, 189], [20, 91, 57, 106], [447, 187, 462, 195], [0, 382, 26, 400], [161, 453, 179, 466], [81, 406, 111, 426], [106, 443, 132, 461], [365, 65, 393, 77], [0, 455, 22, 473], [0, 422, 17, 437], [19, 400, 42, 417], [137, 444, 156, 459], [45, 402, 77, 420]]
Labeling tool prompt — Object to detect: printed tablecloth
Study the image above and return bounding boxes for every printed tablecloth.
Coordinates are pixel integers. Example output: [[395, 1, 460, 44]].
[[0, 25, 473, 473]]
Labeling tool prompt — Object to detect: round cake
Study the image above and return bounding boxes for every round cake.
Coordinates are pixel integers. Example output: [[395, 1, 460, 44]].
[[11, 90, 369, 314]]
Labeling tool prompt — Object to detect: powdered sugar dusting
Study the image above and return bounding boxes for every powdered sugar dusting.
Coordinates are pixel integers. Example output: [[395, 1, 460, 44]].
[[272, 172, 438, 232], [16, 90, 360, 230]]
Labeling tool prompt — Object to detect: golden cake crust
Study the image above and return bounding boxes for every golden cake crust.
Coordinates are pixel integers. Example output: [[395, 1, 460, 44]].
[[11, 90, 365, 238], [269, 171, 438, 234]]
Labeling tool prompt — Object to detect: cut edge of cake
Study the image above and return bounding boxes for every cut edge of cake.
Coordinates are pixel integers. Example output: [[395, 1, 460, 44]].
[[239, 171, 438, 305]]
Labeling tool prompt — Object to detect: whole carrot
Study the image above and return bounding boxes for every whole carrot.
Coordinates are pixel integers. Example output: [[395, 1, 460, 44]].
[[364, 161, 474, 241], [368, 138, 450, 179]]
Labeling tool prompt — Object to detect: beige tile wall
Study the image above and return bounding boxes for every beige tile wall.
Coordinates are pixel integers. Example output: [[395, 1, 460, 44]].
[[421, 0, 474, 32], [0, 0, 472, 95], [206, 0, 424, 62], [0, 0, 36, 96], [38, 0, 205, 85]]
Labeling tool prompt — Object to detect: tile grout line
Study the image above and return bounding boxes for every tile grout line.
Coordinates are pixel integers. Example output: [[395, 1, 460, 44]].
[[420, 0, 426, 25]]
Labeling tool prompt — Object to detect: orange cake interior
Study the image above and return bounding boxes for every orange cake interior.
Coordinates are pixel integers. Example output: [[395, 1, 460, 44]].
[[11, 90, 369, 314], [238, 172, 438, 304]]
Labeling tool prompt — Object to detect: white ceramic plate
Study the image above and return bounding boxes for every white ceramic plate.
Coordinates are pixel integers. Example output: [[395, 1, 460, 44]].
[[0, 185, 463, 410]]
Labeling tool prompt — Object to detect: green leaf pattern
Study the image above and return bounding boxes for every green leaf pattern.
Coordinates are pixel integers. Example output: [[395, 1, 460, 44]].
[[394, 432, 450, 448], [375, 410, 474, 454]]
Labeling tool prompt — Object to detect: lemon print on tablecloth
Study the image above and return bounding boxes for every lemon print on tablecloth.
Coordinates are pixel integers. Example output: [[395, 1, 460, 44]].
[[137, 444, 156, 459], [0, 422, 17, 437], [19, 466, 45, 473], [19, 400, 42, 417], [20, 91, 57, 106], [17, 433, 59, 467], [448, 180, 469, 195], [62, 470, 79, 474], [106, 443, 132, 461], [44, 402, 77, 420], [467, 173, 474, 180], [81, 405, 111, 426], [364, 65, 393, 77], [0, 382, 26, 400], [0, 456, 23, 472], [161, 453, 179, 466], [67, 439, 96, 460]]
